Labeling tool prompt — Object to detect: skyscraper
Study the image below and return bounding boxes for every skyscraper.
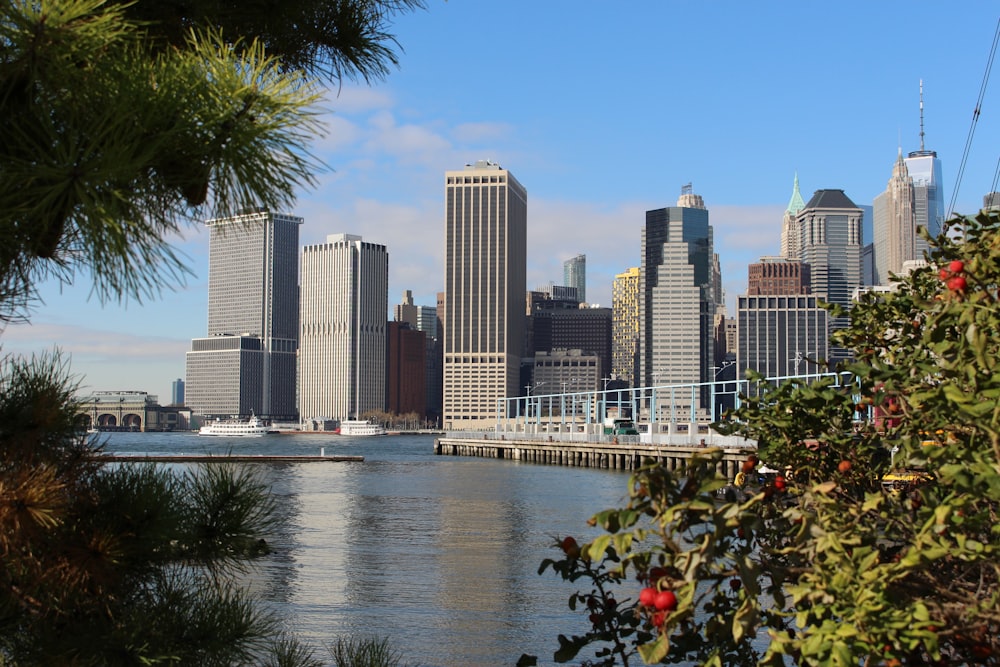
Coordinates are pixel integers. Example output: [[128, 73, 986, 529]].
[[171, 378, 184, 406], [780, 174, 806, 259], [563, 254, 586, 303], [612, 267, 640, 386], [442, 161, 527, 428], [298, 233, 388, 422], [737, 294, 829, 380], [905, 81, 945, 254], [795, 190, 863, 317], [394, 290, 441, 422], [872, 149, 916, 285], [185, 210, 301, 419], [638, 185, 715, 409]]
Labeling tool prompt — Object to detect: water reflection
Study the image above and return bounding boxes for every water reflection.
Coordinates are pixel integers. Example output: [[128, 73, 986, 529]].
[[105, 433, 632, 666]]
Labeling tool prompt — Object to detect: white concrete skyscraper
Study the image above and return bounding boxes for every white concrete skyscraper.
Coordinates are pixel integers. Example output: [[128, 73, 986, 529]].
[[442, 161, 527, 429], [780, 174, 806, 259], [185, 210, 301, 419], [873, 149, 916, 285], [638, 185, 715, 411], [298, 233, 388, 422]]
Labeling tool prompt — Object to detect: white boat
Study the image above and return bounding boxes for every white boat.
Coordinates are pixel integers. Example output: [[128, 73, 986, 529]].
[[337, 420, 387, 436], [198, 414, 270, 437]]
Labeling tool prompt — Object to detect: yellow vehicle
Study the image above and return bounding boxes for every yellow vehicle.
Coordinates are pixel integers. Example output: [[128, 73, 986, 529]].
[[881, 470, 933, 493]]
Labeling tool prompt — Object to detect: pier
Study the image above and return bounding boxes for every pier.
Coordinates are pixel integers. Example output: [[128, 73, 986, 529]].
[[434, 372, 861, 474], [434, 434, 752, 477]]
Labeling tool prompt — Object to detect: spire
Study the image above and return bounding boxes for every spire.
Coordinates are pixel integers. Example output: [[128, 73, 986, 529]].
[[892, 146, 909, 180], [919, 79, 925, 152], [786, 173, 805, 214]]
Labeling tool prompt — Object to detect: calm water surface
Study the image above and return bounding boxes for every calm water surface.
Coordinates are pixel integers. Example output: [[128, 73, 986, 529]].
[[102, 431, 634, 666]]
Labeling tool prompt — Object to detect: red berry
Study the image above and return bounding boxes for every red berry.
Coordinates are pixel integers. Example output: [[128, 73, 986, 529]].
[[639, 587, 657, 607], [947, 275, 967, 292], [589, 613, 601, 626], [560, 536, 580, 557], [729, 578, 742, 591], [651, 611, 666, 627], [774, 475, 786, 491], [838, 460, 852, 473], [939, 268, 950, 281], [949, 260, 965, 274], [654, 590, 678, 612]]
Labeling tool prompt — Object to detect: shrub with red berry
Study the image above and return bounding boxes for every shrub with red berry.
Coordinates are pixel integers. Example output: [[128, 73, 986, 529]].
[[528, 210, 1000, 667]]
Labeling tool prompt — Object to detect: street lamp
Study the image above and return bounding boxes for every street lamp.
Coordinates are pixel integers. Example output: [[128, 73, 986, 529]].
[[790, 352, 804, 377], [526, 381, 546, 432]]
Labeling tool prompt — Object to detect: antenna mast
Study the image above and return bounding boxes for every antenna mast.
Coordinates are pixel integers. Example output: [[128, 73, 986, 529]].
[[919, 79, 925, 152]]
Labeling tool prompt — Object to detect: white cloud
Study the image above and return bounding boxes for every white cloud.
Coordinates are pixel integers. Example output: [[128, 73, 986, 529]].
[[364, 111, 452, 163], [320, 86, 394, 114]]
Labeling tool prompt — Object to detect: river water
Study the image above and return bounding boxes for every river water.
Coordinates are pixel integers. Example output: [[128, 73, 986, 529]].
[[101, 431, 635, 667]]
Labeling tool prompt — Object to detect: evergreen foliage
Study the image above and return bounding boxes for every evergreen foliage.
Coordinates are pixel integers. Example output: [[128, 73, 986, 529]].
[[0, 0, 422, 664]]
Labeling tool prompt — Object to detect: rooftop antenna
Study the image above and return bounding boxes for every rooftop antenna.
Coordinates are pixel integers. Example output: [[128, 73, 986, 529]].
[[919, 79, 925, 152]]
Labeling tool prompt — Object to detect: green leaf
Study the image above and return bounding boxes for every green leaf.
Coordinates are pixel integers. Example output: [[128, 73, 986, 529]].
[[588, 535, 611, 562], [637, 633, 670, 663]]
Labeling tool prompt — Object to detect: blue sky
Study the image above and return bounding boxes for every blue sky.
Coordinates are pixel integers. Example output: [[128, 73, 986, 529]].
[[4, 1, 1000, 403]]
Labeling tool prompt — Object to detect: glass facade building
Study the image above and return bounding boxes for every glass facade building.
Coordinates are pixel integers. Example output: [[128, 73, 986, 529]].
[[563, 254, 586, 304], [638, 187, 715, 410]]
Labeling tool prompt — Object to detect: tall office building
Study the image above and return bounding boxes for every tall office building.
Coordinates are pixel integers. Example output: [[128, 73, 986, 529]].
[[387, 321, 426, 418], [170, 378, 184, 406], [612, 267, 640, 386], [395, 290, 438, 339], [638, 185, 715, 409], [794, 189, 863, 333], [872, 149, 916, 285], [185, 210, 301, 419], [298, 233, 388, 422], [530, 303, 612, 387], [563, 254, 586, 303], [394, 290, 441, 422], [780, 174, 807, 259], [442, 161, 527, 428], [905, 82, 945, 254], [747, 257, 810, 295], [737, 294, 829, 380], [738, 256, 828, 383]]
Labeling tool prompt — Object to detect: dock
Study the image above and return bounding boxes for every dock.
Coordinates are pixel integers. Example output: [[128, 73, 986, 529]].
[[435, 435, 752, 477], [96, 454, 364, 463]]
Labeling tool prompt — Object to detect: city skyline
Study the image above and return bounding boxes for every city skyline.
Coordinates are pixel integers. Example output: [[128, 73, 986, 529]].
[[4, 2, 1000, 402]]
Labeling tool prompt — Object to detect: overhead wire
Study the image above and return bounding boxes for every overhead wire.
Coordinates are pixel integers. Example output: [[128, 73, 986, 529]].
[[949, 16, 1000, 217]]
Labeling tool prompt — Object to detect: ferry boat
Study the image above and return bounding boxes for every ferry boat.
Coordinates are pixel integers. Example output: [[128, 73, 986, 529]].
[[198, 414, 270, 437], [337, 420, 387, 437]]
